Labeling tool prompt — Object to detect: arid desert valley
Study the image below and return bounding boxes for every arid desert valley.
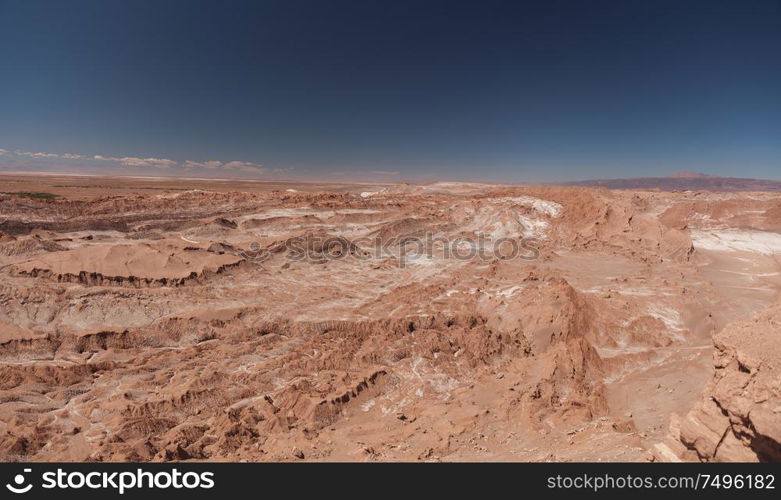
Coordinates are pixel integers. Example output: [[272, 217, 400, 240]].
[[1, 174, 779, 462]]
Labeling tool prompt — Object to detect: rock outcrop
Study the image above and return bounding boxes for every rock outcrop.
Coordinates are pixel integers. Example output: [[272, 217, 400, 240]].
[[655, 305, 781, 462]]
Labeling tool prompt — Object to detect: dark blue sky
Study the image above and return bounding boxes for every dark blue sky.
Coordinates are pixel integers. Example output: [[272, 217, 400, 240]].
[[1, 0, 779, 182]]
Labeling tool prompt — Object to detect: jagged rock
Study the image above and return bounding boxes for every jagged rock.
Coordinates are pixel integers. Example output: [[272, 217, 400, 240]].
[[658, 305, 781, 462]]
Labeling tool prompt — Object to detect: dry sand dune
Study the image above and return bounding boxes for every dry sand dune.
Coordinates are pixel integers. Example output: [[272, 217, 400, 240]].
[[0, 174, 779, 462]]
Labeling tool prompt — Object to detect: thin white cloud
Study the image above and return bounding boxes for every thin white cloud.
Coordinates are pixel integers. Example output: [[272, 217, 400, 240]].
[[17, 150, 59, 158], [94, 155, 177, 168], [183, 160, 223, 169], [2, 146, 267, 175], [222, 160, 266, 171], [121, 157, 177, 168], [91, 155, 260, 171], [371, 170, 401, 175]]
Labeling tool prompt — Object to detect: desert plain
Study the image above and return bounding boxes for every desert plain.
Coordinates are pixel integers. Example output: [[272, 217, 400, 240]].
[[0, 173, 779, 462]]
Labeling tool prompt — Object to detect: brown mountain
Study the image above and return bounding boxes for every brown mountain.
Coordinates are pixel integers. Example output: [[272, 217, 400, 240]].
[[564, 172, 781, 191]]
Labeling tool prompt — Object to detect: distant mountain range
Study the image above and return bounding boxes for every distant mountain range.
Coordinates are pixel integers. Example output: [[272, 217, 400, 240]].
[[563, 172, 781, 191]]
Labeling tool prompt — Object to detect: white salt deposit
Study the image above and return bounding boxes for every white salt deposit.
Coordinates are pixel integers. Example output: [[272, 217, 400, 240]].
[[691, 229, 781, 255]]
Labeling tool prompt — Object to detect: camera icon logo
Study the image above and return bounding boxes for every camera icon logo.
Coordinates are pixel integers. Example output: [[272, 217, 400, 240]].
[[6, 469, 33, 494]]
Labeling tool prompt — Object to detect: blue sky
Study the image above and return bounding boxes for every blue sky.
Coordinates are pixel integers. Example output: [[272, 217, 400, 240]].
[[1, 0, 779, 182]]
